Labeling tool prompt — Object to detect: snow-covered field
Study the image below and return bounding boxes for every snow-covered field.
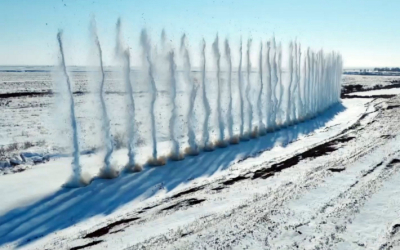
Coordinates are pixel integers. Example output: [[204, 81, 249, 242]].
[[348, 88, 400, 96], [342, 74, 400, 88], [2, 72, 400, 249]]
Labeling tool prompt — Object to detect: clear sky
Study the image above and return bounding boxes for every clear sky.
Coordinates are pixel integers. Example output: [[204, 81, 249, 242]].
[[1, 0, 400, 68]]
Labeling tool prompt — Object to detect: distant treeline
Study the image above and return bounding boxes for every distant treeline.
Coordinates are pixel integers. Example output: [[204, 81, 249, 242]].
[[374, 67, 400, 72]]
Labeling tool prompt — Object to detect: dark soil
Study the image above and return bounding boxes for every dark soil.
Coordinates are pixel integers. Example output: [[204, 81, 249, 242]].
[[221, 176, 249, 185], [0, 91, 53, 99], [362, 162, 383, 177], [0, 91, 125, 99], [386, 105, 400, 110], [328, 168, 346, 173], [171, 185, 206, 199], [69, 240, 103, 250], [341, 82, 400, 99], [161, 198, 206, 211], [251, 136, 355, 180], [137, 204, 160, 214], [341, 83, 400, 95], [342, 94, 396, 99], [83, 217, 140, 239]]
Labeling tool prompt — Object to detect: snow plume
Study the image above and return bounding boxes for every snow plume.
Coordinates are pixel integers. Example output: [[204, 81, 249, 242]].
[[224, 38, 236, 143], [180, 34, 199, 155], [271, 38, 279, 128], [309, 51, 314, 115], [52, 23, 343, 184], [141, 29, 165, 166], [276, 42, 284, 125], [265, 40, 272, 130], [212, 34, 227, 147], [311, 51, 317, 114], [238, 39, 246, 140], [122, 51, 140, 171], [316, 51, 321, 112], [246, 39, 254, 137], [306, 48, 312, 117], [297, 43, 304, 119], [257, 42, 265, 135], [57, 31, 88, 187], [167, 50, 183, 160], [291, 42, 303, 120], [161, 29, 167, 50], [91, 19, 117, 178], [292, 42, 299, 121], [286, 42, 294, 125], [201, 39, 213, 151], [303, 48, 309, 112], [115, 19, 141, 173], [319, 51, 324, 112]]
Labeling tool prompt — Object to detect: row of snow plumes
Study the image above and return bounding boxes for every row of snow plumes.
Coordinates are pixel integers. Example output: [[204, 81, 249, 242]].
[[56, 19, 342, 187]]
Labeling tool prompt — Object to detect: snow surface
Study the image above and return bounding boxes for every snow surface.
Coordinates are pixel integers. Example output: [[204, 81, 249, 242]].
[[2, 72, 400, 249], [348, 88, 400, 96], [0, 97, 374, 249], [342, 74, 400, 88]]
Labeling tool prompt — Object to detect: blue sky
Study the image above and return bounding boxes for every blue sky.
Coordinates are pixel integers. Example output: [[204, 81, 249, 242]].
[[1, 0, 400, 68]]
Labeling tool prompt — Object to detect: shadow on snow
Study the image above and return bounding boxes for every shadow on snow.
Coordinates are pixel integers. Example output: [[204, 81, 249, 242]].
[[0, 103, 346, 247]]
